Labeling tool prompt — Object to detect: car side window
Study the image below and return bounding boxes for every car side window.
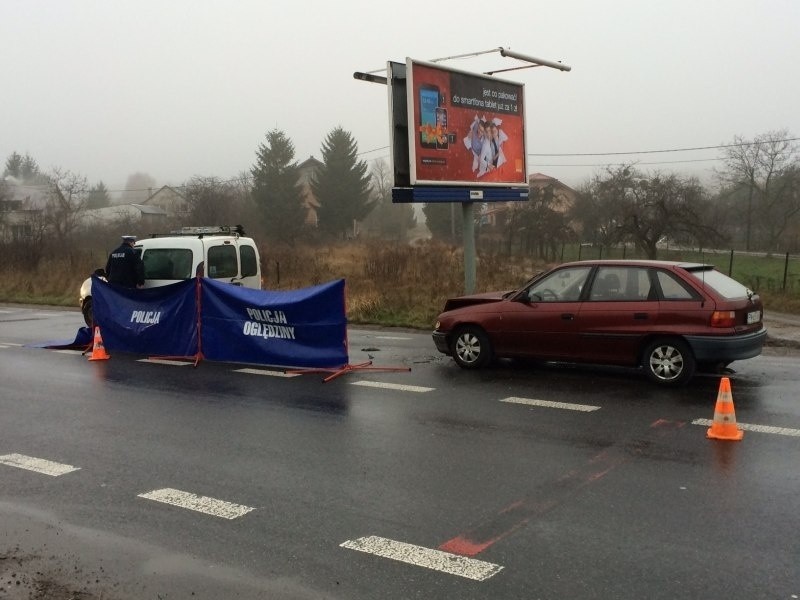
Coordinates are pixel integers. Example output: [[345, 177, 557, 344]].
[[589, 267, 652, 301], [656, 271, 698, 300], [527, 266, 591, 302], [207, 244, 238, 278]]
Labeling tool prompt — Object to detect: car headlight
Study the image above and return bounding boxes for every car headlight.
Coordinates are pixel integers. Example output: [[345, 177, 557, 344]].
[[435, 321, 441, 330]]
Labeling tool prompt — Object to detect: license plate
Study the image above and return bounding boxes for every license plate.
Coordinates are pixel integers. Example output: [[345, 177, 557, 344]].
[[747, 310, 761, 324]]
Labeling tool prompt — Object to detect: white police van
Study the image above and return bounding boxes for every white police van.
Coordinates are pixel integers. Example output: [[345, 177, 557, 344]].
[[79, 225, 262, 326]]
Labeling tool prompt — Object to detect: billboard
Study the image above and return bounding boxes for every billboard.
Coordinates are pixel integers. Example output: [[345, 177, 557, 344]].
[[406, 58, 527, 187]]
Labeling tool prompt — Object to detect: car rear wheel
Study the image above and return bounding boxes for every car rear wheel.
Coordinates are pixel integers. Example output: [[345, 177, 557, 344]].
[[81, 298, 93, 328], [642, 338, 695, 386], [452, 326, 492, 369]]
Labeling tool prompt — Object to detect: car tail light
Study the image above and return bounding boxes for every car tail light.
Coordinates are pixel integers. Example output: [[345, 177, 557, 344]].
[[710, 311, 736, 328]]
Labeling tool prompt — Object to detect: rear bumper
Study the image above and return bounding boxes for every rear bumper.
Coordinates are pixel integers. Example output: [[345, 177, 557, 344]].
[[685, 327, 767, 362]]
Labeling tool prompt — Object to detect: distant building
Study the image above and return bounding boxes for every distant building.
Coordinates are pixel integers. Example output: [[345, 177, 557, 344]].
[[81, 203, 169, 229], [480, 173, 577, 227], [0, 178, 49, 241], [140, 185, 188, 217], [80, 185, 186, 229]]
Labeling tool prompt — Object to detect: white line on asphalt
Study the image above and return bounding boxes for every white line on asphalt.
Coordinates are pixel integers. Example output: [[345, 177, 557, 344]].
[[137, 488, 255, 519], [54, 349, 86, 355], [692, 418, 800, 437], [375, 336, 411, 340], [351, 380, 434, 393], [0, 341, 23, 346], [340, 536, 503, 581], [234, 368, 300, 378], [500, 397, 601, 412], [0, 453, 80, 476], [137, 358, 193, 366]]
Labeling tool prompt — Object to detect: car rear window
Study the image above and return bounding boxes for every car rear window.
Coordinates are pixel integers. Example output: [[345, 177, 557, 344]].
[[686, 267, 752, 299], [142, 248, 193, 279]]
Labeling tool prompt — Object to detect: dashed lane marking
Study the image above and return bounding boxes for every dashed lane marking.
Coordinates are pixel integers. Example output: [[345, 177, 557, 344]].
[[137, 358, 193, 366], [692, 418, 800, 437], [137, 488, 255, 519], [0, 341, 23, 346], [500, 397, 601, 412], [0, 453, 80, 476], [351, 380, 434, 393], [54, 349, 86, 355], [375, 336, 412, 340], [234, 368, 300, 378], [340, 536, 503, 581]]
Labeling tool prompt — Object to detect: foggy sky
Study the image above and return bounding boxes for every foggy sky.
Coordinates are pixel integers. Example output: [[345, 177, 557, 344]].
[[2, 0, 798, 193]]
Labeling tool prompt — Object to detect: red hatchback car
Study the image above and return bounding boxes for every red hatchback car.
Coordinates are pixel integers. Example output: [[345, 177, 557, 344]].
[[432, 260, 767, 386]]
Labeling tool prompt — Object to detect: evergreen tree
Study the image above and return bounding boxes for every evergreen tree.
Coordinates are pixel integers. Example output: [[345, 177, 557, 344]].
[[251, 129, 306, 244], [4, 152, 41, 182], [311, 127, 374, 238], [86, 181, 111, 209]]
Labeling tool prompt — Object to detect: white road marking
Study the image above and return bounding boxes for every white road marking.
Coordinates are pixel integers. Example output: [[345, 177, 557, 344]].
[[54, 349, 86, 355], [692, 418, 800, 437], [375, 336, 411, 340], [137, 358, 193, 366], [0, 453, 80, 476], [234, 368, 299, 378], [501, 397, 601, 412], [340, 536, 503, 581], [0, 341, 23, 346], [351, 380, 434, 393], [137, 488, 254, 519]]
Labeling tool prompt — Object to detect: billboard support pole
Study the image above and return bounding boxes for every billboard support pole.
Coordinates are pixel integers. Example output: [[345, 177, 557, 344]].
[[463, 202, 476, 294]]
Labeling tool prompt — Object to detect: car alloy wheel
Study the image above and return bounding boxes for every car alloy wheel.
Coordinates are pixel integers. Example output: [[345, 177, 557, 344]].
[[642, 338, 695, 386], [452, 326, 491, 369]]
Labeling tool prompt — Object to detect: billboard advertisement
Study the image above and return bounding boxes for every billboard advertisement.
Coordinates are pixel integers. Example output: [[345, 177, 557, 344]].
[[406, 58, 527, 187]]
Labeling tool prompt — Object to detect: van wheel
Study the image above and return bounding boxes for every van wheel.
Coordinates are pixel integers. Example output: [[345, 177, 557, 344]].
[[81, 298, 93, 328], [642, 338, 695, 386], [452, 326, 492, 369]]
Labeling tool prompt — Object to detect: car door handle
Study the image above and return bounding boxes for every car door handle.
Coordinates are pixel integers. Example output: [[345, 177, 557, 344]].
[[561, 313, 575, 321], [634, 313, 649, 320]]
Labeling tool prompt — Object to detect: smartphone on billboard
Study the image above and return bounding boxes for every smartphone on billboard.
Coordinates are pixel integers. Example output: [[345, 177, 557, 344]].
[[435, 107, 448, 150], [418, 84, 439, 149]]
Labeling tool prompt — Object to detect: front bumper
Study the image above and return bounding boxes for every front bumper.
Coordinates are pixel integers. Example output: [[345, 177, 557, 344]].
[[685, 327, 768, 362], [432, 331, 450, 355]]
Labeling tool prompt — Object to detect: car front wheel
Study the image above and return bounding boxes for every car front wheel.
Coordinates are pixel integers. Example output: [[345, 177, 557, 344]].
[[642, 338, 695, 386], [451, 326, 492, 369], [81, 298, 93, 328]]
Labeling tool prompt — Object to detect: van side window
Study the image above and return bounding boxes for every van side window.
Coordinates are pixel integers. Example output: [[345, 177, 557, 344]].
[[240, 245, 258, 277], [207, 244, 238, 278]]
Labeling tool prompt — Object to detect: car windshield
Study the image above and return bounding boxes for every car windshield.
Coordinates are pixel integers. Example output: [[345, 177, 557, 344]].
[[686, 267, 753, 299]]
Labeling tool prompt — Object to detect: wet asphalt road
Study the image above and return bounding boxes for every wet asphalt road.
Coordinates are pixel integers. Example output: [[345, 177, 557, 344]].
[[0, 306, 799, 599]]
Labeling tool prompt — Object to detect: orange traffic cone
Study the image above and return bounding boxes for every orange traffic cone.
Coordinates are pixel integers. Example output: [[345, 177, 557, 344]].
[[87, 326, 111, 361], [706, 377, 743, 441]]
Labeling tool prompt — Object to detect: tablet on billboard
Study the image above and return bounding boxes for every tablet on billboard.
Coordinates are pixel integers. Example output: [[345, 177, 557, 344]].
[[406, 58, 527, 187]]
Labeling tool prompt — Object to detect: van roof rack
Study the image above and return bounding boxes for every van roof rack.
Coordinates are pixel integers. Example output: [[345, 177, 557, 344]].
[[148, 225, 246, 238]]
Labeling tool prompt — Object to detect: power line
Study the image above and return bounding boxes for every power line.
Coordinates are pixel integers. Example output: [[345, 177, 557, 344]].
[[528, 137, 800, 157]]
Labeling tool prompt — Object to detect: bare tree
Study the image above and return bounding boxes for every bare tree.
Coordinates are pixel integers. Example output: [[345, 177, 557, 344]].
[[362, 159, 415, 241], [184, 176, 252, 226], [573, 165, 721, 259], [718, 130, 800, 251], [45, 168, 89, 244]]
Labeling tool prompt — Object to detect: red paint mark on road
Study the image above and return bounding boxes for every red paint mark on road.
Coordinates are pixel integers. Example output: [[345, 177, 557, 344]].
[[439, 419, 686, 557]]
